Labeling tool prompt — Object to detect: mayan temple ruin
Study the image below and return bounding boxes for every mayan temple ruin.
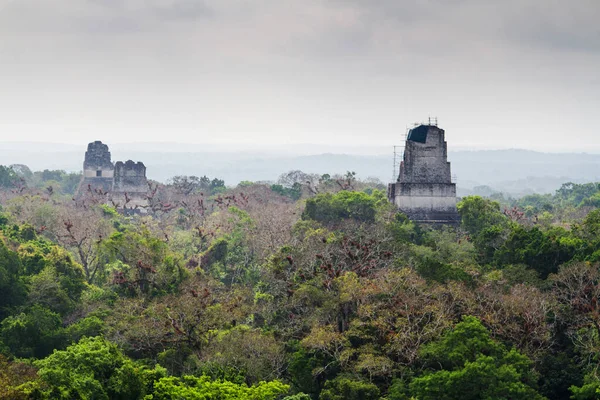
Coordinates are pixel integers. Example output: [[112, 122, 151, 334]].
[[77, 141, 149, 211], [80, 141, 115, 192], [388, 123, 459, 223]]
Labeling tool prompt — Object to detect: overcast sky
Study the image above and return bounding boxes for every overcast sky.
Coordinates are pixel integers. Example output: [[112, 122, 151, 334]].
[[0, 0, 598, 151]]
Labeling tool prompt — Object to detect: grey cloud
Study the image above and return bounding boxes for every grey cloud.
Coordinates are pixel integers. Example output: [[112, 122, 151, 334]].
[[2, 0, 597, 55], [0, 0, 213, 34], [70, 15, 147, 34], [505, 5, 600, 53], [325, 0, 600, 55], [0, 0, 598, 150], [153, 0, 213, 21]]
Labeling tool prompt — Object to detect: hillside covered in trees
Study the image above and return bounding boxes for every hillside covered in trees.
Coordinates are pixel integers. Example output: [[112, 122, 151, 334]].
[[1, 166, 600, 399]]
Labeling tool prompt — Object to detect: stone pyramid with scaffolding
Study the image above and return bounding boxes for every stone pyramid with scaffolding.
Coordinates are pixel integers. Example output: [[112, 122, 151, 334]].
[[388, 118, 459, 223]]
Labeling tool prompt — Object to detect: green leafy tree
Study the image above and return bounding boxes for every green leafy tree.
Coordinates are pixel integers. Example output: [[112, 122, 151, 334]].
[[200, 325, 286, 384], [579, 210, 600, 253], [169, 175, 226, 196], [556, 182, 600, 207], [101, 226, 186, 295], [31, 336, 165, 400], [282, 394, 312, 400], [44, 247, 87, 303], [17, 240, 51, 275], [210, 177, 226, 194], [0, 165, 17, 188], [0, 305, 64, 358], [318, 377, 380, 400], [570, 374, 600, 400], [0, 239, 26, 319], [25, 247, 87, 315], [271, 183, 302, 200], [457, 196, 508, 237], [302, 191, 378, 223], [288, 343, 328, 397], [28, 267, 76, 315], [147, 375, 289, 400], [10, 164, 33, 181], [494, 226, 581, 278], [411, 228, 477, 283], [409, 316, 546, 400], [517, 193, 554, 214], [64, 315, 106, 344]]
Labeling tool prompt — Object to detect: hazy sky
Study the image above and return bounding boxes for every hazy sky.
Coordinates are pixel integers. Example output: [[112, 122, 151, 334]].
[[0, 0, 598, 151]]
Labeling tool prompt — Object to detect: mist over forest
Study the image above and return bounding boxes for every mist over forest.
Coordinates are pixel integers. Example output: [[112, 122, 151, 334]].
[[2, 142, 600, 197]]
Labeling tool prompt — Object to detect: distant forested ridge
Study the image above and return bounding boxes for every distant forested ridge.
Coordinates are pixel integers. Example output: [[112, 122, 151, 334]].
[[2, 143, 600, 196], [2, 166, 600, 399]]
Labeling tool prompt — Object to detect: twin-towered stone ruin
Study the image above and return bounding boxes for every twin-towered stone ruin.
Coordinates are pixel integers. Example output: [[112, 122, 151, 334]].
[[388, 124, 459, 223], [78, 141, 148, 209]]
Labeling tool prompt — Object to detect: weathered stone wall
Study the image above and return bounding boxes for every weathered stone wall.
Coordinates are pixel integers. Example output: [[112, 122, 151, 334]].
[[83, 141, 113, 170], [389, 125, 459, 223], [83, 169, 114, 178], [398, 127, 452, 183], [396, 195, 457, 213], [79, 141, 114, 193], [113, 160, 148, 193], [395, 182, 456, 197]]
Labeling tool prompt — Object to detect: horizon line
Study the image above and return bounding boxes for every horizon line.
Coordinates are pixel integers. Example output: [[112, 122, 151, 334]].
[[0, 141, 599, 155]]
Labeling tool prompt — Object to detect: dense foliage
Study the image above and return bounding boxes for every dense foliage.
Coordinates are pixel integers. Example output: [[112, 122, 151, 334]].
[[2, 167, 600, 399]]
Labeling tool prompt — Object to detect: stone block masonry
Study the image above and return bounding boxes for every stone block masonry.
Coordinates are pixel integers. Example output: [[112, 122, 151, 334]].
[[388, 124, 459, 223], [79, 141, 114, 192], [113, 160, 148, 194]]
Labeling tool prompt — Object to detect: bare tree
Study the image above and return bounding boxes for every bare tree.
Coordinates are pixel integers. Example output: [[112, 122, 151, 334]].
[[53, 205, 113, 283]]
